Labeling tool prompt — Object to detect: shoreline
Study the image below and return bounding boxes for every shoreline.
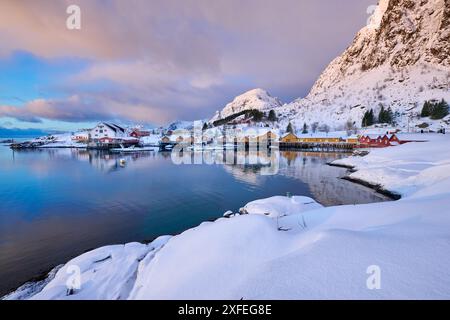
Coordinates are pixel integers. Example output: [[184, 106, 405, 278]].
[[341, 176, 401, 200], [4, 137, 450, 299], [327, 160, 401, 200]]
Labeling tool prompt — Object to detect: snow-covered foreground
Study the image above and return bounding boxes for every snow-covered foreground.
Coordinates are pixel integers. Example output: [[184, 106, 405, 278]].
[[4, 134, 450, 300]]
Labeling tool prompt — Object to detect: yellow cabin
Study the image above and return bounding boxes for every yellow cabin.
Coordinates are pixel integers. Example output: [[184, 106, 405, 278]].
[[280, 132, 299, 143], [258, 131, 278, 142]]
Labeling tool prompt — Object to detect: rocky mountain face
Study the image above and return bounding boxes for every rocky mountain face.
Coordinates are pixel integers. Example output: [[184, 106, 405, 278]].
[[208, 0, 449, 132], [278, 0, 450, 131], [209, 89, 282, 123]]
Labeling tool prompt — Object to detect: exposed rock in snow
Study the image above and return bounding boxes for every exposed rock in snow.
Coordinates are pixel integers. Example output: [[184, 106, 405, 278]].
[[1, 265, 63, 300], [209, 89, 282, 123], [277, 0, 450, 131]]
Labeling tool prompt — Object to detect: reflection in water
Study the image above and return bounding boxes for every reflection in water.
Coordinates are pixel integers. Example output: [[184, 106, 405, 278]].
[[278, 151, 387, 206], [0, 147, 387, 296]]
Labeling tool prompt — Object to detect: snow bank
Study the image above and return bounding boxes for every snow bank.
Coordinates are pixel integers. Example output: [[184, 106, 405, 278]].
[[4, 237, 171, 300], [332, 134, 450, 197], [243, 196, 322, 218], [5, 137, 450, 300]]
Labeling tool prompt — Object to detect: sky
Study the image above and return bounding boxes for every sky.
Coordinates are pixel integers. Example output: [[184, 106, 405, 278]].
[[0, 0, 376, 131]]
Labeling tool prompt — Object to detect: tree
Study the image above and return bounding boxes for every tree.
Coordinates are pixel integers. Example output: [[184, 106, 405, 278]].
[[421, 101, 432, 117], [378, 105, 394, 124], [362, 109, 375, 127], [378, 105, 386, 123], [430, 99, 449, 120], [250, 109, 264, 122], [202, 122, 208, 131], [302, 123, 308, 134], [386, 107, 394, 124], [268, 110, 277, 122], [286, 122, 294, 134], [311, 122, 319, 133]]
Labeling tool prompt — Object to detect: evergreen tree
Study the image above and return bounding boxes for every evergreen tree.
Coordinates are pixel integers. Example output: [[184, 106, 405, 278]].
[[361, 111, 368, 127], [268, 110, 277, 122], [362, 109, 375, 127], [202, 122, 208, 131], [378, 105, 386, 123], [421, 101, 432, 117], [286, 122, 294, 134], [302, 123, 308, 134], [250, 109, 264, 121], [386, 107, 394, 124], [431, 99, 449, 120]]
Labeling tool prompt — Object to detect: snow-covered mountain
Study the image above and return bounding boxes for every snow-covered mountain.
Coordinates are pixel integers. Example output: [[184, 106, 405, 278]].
[[210, 0, 449, 132], [278, 0, 450, 131], [166, 120, 195, 131], [209, 89, 282, 123]]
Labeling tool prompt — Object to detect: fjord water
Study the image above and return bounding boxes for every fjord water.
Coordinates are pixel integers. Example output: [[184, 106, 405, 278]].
[[0, 145, 387, 296]]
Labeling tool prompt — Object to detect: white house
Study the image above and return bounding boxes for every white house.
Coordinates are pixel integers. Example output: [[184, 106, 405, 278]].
[[89, 123, 127, 141], [71, 131, 89, 142]]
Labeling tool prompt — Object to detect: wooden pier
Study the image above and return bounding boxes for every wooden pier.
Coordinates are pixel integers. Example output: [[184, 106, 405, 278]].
[[279, 142, 357, 151]]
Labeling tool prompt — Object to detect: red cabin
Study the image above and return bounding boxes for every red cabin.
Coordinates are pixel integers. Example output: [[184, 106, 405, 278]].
[[388, 134, 402, 145], [358, 134, 398, 148], [130, 129, 150, 138]]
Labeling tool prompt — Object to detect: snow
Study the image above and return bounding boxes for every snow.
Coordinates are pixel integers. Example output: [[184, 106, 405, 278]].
[[366, 0, 389, 31], [256, 0, 450, 133], [242, 196, 322, 218], [140, 135, 160, 146], [3, 0, 450, 298], [27, 133, 88, 148], [4, 136, 450, 300], [4, 237, 171, 300], [209, 89, 282, 123], [332, 133, 450, 197]]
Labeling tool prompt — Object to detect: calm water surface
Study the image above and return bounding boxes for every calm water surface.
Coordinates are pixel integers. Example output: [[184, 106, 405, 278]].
[[0, 145, 388, 295]]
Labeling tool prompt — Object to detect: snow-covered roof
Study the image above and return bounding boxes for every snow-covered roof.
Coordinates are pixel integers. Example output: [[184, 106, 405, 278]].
[[296, 132, 342, 139]]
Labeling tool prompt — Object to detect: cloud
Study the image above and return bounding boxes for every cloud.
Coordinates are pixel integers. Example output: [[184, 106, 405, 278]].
[[0, 0, 376, 125], [1, 95, 179, 124]]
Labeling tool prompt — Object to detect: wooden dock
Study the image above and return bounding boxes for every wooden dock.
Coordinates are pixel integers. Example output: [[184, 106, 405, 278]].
[[279, 142, 357, 151]]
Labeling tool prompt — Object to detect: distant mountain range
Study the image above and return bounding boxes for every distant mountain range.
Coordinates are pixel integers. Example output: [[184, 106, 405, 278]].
[[0, 127, 60, 138]]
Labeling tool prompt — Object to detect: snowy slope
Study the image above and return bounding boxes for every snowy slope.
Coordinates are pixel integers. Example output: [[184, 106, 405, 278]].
[[277, 0, 450, 131], [209, 89, 282, 123]]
